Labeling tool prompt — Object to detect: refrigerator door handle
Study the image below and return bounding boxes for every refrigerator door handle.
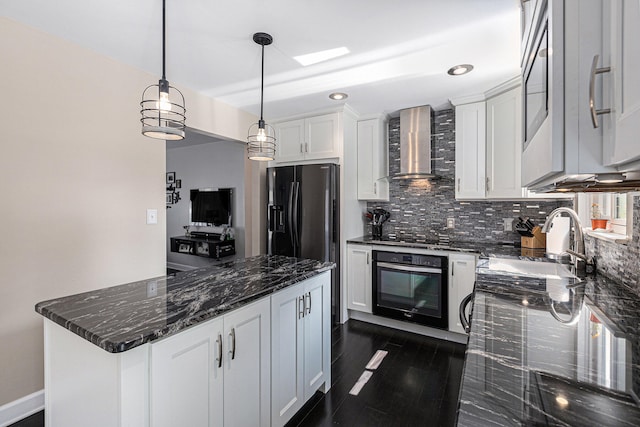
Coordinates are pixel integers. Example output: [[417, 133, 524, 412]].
[[293, 182, 301, 249], [288, 182, 296, 249]]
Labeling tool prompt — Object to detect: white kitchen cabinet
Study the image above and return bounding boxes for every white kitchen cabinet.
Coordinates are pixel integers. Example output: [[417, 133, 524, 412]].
[[454, 101, 486, 199], [275, 113, 340, 163], [151, 318, 224, 427], [486, 85, 523, 199], [346, 244, 372, 313], [271, 272, 331, 427], [448, 253, 476, 335], [454, 80, 572, 200], [151, 298, 271, 427], [357, 117, 389, 201], [222, 298, 271, 427], [602, 0, 640, 168]]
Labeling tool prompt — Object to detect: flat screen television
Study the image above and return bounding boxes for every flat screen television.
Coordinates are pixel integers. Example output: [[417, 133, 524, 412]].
[[190, 188, 232, 226]]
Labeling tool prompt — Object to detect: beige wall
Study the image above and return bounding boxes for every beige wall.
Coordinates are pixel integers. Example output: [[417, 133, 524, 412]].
[[0, 17, 257, 406]]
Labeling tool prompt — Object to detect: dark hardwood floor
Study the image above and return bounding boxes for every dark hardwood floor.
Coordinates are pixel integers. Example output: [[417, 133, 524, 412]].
[[287, 320, 466, 427], [10, 320, 466, 427]]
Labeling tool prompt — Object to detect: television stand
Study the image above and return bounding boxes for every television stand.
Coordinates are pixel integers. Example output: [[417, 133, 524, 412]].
[[170, 234, 235, 260]]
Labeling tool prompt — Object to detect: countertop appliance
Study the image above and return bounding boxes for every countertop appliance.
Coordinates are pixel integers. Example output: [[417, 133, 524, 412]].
[[372, 250, 448, 329], [267, 163, 340, 323]]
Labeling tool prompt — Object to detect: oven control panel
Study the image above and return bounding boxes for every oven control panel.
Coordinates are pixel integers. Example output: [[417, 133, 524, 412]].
[[373, 251, 445, 268]]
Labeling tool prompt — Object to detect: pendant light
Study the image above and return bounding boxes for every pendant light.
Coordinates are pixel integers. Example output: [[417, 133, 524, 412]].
[[247, 32, 276, 161], [140, 0, 186, 140]]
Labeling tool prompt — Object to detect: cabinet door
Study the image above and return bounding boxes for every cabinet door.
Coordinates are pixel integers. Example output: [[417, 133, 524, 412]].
[[346, 245, 372, 313], [271, 284, 304, 426], [486, 87, 524, 199], [151, 318, 223, 427], [305, 113, 340, 160], [455, 102, 486, 199], [303, 274, 331, 399], [448, 254, 476, 335], [357, 118, 389, 201], [603, 1, 640, 166], [276, 119, 305, 163], [223, 298, 271, 427]]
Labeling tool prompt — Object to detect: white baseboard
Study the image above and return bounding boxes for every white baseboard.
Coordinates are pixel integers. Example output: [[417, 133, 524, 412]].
[[0, 390, 44, 427], [348, 310, 468, 345], [166, 261, 197, 271]]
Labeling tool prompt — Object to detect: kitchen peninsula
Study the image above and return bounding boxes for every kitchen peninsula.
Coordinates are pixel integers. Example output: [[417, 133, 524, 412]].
[[35, 255, 334, 427]]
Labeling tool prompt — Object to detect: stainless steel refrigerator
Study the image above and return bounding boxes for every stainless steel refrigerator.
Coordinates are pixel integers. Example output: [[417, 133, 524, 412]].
[[267, 163, 340, 323]]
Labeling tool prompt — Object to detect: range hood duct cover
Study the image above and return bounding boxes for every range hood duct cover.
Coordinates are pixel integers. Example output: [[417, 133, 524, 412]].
[[395, 105, 434, 179]]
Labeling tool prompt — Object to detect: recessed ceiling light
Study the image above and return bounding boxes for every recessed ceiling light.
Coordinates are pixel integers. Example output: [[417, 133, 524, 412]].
[[447, 64, 474, 76], [329, 92, 348, 101], [294, 47, 350, 66], [555, 396, 569, 408]]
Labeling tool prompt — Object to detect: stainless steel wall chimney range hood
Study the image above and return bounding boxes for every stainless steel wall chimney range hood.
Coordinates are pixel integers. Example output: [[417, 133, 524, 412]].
[[394, 105, 434, 179]]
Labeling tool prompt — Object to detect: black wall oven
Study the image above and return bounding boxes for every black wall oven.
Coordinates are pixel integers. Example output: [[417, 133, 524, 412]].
[[372, 251, 448, 329]]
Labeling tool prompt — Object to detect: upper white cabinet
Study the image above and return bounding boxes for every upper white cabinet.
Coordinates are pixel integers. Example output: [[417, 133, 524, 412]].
[[346, 244, 372, 313], [447, 254, 477, 335], [275, 113, 341, 163], [454, 101, 486, 199], [486, 85, 523, 199], [602, 0, 640, 168], [357, 117, 389, 201], [271, 272, 331, 427], [151, 297, 271, 427]]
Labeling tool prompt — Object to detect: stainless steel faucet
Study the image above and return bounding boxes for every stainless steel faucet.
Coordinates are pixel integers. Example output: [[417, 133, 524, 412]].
[[542, 207, 591, 272]]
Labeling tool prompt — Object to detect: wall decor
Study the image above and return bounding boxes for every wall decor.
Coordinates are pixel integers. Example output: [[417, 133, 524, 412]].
[[166, 172, 181, 207]]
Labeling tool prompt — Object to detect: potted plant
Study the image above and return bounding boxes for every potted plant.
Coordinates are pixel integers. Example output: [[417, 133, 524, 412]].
[[591, 203, 608, 230]]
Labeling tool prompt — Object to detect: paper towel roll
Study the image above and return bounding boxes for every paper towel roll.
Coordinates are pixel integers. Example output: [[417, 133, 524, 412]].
[[547, 217, 570, 254]]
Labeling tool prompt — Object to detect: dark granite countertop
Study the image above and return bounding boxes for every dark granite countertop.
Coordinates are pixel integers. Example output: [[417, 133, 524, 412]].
[[35, 255, 334, 353], [457, 259, 640, 426], [347, 235, 546, 258]]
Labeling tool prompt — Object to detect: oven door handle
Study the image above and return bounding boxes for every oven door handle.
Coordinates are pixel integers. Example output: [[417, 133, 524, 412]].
[[376, 262, 442, 275]]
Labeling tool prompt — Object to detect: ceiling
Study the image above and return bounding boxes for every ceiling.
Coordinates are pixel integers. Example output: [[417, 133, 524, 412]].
[[1, 0, 521, 120]]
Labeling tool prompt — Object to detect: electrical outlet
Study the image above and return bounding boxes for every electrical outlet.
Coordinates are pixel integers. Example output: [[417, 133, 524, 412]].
[[446, 218, 455, 229], [147, 280, 158, 298], [504, 218, 514, 232]]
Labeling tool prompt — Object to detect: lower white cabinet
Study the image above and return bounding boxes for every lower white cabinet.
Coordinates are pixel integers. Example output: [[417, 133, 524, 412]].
[[151, 298, 271, 427], [448, 254, 477, 335], [346, 244, 372, 313], [271, 272, 331, 427]]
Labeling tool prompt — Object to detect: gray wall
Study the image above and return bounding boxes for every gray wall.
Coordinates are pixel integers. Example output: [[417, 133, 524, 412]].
[[166, 141, 246, 268], [367, 110, 571, 243]]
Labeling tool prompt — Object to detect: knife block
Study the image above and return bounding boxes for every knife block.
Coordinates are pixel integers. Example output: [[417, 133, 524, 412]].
[[521, 226, 546, 249]]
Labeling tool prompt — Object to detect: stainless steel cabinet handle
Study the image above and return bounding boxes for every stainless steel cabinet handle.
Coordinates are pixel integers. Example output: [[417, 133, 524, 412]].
[[366, 252, 370, 265], [457, 178, 460, 192], [305, 143, 309, 153], [229, 328, 236, 360], [373, 182, 377, 194], [298, 295, 305, 319], [589, 54, 611, 128], [306, 291, 312, 315], [451, 262, 454, 276], [485, 177, 490, 192], [216, 334, 223, 368], [300, 144, 303, 154], [459, 293, 474, 334]]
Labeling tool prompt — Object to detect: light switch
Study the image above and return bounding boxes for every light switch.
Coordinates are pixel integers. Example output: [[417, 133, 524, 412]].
[[146, 209, 158, 225], [446, 218, 455, 229]]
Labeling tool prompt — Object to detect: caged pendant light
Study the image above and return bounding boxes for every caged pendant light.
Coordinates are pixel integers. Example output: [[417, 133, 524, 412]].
[[247, 32, 276, 161], [140, 0, 186, 140]]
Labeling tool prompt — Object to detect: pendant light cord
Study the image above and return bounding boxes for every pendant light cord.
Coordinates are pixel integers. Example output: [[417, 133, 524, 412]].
[[260, 43, 265, 121], [162, 0, 166, 81]]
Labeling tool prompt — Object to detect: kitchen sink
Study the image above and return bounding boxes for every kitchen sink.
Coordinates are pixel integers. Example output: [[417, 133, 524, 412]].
[[486, 258, 577, 279]]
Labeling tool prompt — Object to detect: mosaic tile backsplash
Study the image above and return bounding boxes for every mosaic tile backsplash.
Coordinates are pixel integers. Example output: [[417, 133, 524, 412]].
[[586, 195, 640, 296], [367, 109, 571, 243]]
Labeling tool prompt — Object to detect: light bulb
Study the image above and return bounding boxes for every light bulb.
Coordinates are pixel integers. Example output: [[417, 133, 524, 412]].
[[257, 127, 267, 142], [157, 91, 172, 112]]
